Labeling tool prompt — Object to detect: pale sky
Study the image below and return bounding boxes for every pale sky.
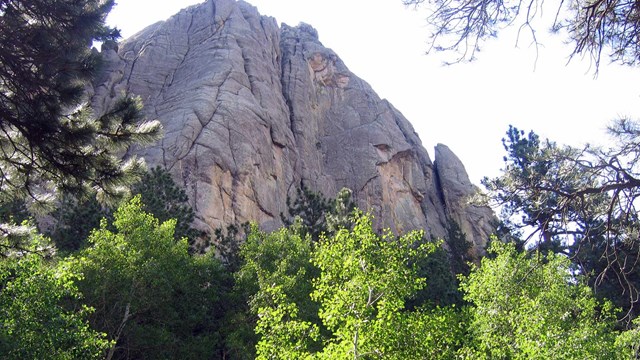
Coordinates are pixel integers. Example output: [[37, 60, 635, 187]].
[[107, 0, 640, 184]]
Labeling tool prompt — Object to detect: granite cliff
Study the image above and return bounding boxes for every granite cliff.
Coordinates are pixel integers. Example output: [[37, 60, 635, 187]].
[[91, 0, 495, 256]]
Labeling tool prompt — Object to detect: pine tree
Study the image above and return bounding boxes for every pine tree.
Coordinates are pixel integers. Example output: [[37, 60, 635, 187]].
[[325, 187, 356, 234], [0, 0, 161, 209], [281, 185, 332, 240], [49, 194, 111, 253], [0, 198, 30, 225], [213, 222, 250, 271], [483, 123, 640, 326], [49, 166, 201, 252], [281, 185, 355, 240], [131, 166, 202, 246]]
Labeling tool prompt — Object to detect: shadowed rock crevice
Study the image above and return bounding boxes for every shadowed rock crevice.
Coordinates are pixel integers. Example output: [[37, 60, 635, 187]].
[[91, 0, 495, 256]]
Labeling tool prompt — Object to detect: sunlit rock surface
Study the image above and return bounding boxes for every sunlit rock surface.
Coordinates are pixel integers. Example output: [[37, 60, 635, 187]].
[[92, 0, 496, 257]]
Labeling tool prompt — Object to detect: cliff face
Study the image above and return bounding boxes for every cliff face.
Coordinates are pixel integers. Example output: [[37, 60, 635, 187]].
[[91, 0, 495, 255]]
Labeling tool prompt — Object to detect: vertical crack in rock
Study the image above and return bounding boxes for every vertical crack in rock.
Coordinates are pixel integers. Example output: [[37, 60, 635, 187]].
[[432, 155, 447, 211]]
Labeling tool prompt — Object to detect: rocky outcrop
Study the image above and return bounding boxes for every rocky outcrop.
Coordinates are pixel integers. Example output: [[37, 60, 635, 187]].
[[434, 144, 495, 257], [91, 0, 495, 256]]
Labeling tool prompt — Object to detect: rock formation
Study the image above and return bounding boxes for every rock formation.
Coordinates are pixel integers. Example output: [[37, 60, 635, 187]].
[[91, 0, 496, 256]]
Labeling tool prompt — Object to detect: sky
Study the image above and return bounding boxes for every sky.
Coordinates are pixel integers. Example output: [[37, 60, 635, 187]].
[[106, 0, 640, 184]]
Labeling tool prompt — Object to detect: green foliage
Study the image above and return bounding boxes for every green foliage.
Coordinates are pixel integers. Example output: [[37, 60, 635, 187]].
[[0, 200, 37, 255], [408, 220, 470, 309], [0, 234, 110, 359], [0, 219, 53, 258], [237, 219, 636, 358], [214, 221, 250, 271], [483, 124, 640, 323], [238, 225, 318, 312], [131, 166, 202, 246], [281, 185, 332, 240], [49, 194, 112, 252], [208, 223, 255, 359], [616, 317, 640, 358], [49, 166, 200, 253], [248, 212, 465, 359], [325, 187, 356, 234], [0, 198, 30, 225], [281, 186, 355, 241], [482, 126, 581, 250], [254, 285, 322, 359], [0, 0, 162, 207], [409, 243, 463, 308], [460, 241, 619, 359], [446, 219, 471, 276], [309, 213, 435, 358], [68, 196, 226, 359], [219, 297, 259, 360], [571, 229, 640, 323], [237, 224, 322, 358]]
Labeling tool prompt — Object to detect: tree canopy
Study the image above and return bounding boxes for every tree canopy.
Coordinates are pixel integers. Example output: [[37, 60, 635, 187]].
[[461, 242, 618, 359], [245, 212, 468, 359], [48, 166, 201, 252], [0, 232, 110, 359], [67, 196, 226, 359], [1, 184, 636, 358], [480, 121, 640, 329], [238, 211, 627, 358]]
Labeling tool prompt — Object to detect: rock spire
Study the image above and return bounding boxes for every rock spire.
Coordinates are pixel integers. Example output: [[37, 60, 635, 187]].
[[91, 0, 496, 256]]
